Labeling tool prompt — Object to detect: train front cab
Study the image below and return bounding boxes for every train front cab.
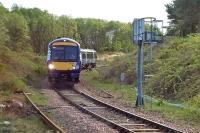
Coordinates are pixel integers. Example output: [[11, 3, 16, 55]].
[[47, 38, 81, 83]]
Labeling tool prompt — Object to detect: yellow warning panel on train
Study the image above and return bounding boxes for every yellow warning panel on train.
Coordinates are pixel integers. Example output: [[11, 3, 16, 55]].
[[51, 62, 76, 70]]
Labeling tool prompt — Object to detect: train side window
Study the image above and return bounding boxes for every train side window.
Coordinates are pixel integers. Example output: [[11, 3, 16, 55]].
[[82, 53, 86, 59], [90, 53, 93, 59], [87, 53, 91, 59]]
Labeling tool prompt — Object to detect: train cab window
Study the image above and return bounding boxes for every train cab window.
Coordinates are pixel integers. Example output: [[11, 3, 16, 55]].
[[65, 46, 78, 61], [51, 46, 77, 61], [52, 46, 65, 60]]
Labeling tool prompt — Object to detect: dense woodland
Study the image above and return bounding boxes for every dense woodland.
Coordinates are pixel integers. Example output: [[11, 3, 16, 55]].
[[1, 0, 200, 55], [0, 3, 133, 54]]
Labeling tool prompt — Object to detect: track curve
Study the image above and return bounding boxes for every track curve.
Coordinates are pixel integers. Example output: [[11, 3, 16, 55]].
[[23, 91, 65, 133], [54, 88, 183, 133]]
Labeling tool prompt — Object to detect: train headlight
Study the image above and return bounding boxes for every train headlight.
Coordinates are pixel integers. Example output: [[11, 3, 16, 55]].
[[48, 64, 54, 70], [73, 64, 79, 70]]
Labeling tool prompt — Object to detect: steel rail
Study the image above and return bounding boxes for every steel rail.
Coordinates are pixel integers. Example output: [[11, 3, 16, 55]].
[[23, 91, 65, 133], [56, 88, 183, 133], [55, 90, 133, 133], [76, 89, 183, 133]]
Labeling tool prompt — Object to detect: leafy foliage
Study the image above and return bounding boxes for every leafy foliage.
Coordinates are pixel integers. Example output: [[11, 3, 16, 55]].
[[166, 0, 200, 36], [0, 44, 46, 101], [145, 35, 200, 101], [99, 53, 137, 84], [5, 13, 30, 51], [99, 35, 200, 103], [6, 4, 134, 54]]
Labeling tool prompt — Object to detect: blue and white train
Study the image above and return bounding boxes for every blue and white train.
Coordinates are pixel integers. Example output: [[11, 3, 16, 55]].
[[47, 38, 81, 83]]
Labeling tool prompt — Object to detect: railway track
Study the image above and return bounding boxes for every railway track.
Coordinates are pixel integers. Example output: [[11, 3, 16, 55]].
[[23, 92, 65, 133], [55, 88, 183, 133]]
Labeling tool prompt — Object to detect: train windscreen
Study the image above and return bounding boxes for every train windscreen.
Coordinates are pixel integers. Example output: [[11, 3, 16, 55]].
[[51, 46, 78, 61]]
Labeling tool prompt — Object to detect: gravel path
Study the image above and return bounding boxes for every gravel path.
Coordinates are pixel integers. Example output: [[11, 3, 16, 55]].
[[41, 79, 118, 133], [76, 79, 200, 133]]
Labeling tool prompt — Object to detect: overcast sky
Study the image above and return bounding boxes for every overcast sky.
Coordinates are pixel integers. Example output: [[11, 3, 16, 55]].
[[1, 0, 172, 25]]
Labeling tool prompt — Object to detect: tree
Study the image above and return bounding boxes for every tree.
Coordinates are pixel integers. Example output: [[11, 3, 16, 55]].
[[166, 0, 200, 36], [11, 7, 58, 53], [76, 18, 107, 50], [57, 16, 79, 40], [0, 3, 9, 46], [7, 3, 134, 53], [5, 12, 31, 51]]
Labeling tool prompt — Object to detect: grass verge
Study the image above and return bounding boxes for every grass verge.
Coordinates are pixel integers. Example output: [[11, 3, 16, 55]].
[[82, 70, 137, 105], [82, 70, 200, 129], [0, 115, 52, 133], [0, 45, 49, 131]]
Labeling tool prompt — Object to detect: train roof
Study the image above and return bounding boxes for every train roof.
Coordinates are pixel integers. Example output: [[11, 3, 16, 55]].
[[48, 37, 80, 46], [81, 49, 96, 53]]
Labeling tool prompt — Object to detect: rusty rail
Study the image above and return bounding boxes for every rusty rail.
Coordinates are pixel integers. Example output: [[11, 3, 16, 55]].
[[23, 91, 65, 133]]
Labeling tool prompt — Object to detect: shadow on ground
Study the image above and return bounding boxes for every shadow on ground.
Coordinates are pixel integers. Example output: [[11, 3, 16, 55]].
[[42, 77, 75, 90]]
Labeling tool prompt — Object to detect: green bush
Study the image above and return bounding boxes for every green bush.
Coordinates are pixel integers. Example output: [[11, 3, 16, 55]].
[[145, 35, 200, 101], [34, 64, 46, 75], [0, 45, 46, 101], [99, 35, 200, 103]]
